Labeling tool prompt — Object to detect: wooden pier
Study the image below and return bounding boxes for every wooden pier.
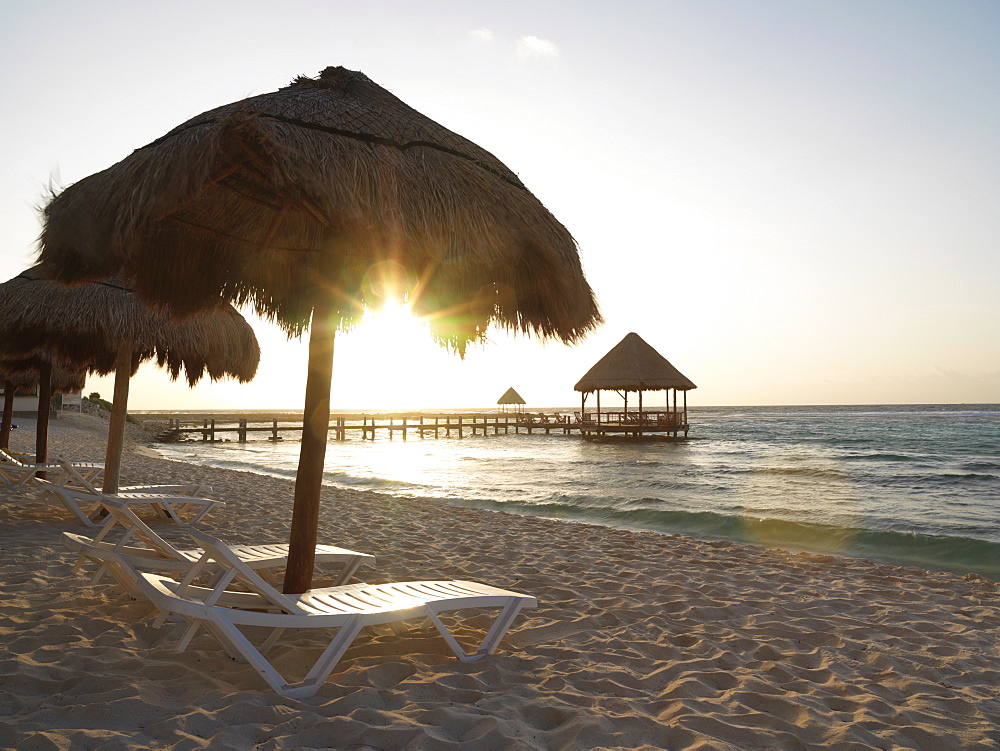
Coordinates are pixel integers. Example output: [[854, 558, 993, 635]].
[[135, 410, 690, 443]]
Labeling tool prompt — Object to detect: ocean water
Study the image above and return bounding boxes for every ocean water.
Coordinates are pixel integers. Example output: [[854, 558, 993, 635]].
[[153, 404, 1000, 579]]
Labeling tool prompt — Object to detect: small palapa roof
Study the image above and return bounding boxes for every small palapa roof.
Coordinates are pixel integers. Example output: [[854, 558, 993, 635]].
[[574, 332, 697, 393], [0, 357, 85, 393], [0, 267, 259, 385], [497, 387, 525, 405]]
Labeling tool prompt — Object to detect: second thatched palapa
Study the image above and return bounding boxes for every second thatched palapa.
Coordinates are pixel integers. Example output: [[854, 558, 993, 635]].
[[0, 267, 259, 492], [39, 66, 602, 592]]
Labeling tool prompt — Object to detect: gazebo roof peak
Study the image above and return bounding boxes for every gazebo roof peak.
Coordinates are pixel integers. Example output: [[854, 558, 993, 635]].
[[574, 332, 696, 393], [497, 387, 526, 405]]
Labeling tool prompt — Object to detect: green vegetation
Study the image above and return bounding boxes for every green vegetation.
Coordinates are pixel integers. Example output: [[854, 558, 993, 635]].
[[84, 392, 141, 425]]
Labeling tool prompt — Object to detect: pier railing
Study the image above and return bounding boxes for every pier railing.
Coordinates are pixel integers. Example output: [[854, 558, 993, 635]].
[[136, 410, 690, 442], [139, 412, 578, 443], [575, 410, 685, 428]]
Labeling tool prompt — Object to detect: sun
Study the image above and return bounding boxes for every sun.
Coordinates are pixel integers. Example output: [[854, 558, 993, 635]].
[[332, 301, 450, 409]]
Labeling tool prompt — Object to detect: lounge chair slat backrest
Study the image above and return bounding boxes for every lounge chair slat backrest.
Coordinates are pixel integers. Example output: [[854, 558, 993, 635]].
[[0, 449, 47, 467], [182, 529, 305, 615], [56, 456, 103, 493], [0, 449, 55, 484], [96, 496, 188, 559], [0, 449, 23, 466]]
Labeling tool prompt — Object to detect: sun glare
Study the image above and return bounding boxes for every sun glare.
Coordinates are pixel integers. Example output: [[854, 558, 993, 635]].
[[333, 301, 447, 408], [356, 300, 423, 340]]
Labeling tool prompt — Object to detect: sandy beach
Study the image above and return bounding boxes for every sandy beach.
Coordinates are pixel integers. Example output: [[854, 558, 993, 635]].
[[1, 413, 998, 750]]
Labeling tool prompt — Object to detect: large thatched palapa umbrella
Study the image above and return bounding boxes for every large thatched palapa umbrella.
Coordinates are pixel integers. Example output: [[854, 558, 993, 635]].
[[0, 267, 259, 491], [39, 66, 602, 592], [0, 356, 86, 452]]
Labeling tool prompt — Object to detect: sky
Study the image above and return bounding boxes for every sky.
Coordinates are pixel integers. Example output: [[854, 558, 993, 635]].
[[1, 0, 998, 410]]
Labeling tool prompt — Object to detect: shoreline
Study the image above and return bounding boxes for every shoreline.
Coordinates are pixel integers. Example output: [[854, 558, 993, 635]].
[[2, 413, 999, 748], [151, 433, 1000, 583]]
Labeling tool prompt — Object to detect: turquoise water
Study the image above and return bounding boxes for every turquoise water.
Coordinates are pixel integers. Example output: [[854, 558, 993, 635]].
[[155, 404, 1000, 579]]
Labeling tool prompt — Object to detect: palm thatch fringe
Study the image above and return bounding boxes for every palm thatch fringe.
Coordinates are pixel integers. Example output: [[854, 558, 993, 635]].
[[0, 357, 86, 393], [0, 267, 259, 385], [40, 66, 601, 352]]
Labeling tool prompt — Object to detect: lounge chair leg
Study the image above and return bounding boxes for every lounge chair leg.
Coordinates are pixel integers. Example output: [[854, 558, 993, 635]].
[[260, 627, 287, 655], [477, 599, 527, 655], [426, 599, 527, 662], [388, 621, 412, 636], [152, 609, 172, 629], [295, 617, 364, 691], [89, 563, 110, 585], [330, 556, 366, 586], [175, 621, 203, 652], [203, 612, 356, 696], [202, 620, 246, 662]]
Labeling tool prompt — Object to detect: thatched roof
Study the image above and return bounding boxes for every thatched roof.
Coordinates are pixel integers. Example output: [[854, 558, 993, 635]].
[[0, 357, 85, 393], [0, 267, 259, 386], [497, 387, 525, 405], [574, 332, 697, 393], [39, 66, 601, 352]]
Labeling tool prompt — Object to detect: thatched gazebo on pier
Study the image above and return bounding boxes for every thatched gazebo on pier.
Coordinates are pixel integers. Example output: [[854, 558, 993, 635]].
[[497, 387, 526, 414], [574, 332, 696, 438]]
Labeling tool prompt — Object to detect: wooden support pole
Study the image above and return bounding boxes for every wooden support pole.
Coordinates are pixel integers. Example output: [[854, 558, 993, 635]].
[[1, 381, 16, 451], [673, 389, 678, 438], [34, 362, 53, 479], [284, 294, 336, 595], [102, 347, 133, 494], [238, 418, 247, 442]]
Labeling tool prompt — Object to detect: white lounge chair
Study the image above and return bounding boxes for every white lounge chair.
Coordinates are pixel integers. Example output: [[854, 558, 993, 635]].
[[63, 496, 374, 587], [55, 454, 212, 497], [85, 530, 537, 698], [35, 480, 224, 527], [0, 449, 96, 486], [32, 456, 225, 527]]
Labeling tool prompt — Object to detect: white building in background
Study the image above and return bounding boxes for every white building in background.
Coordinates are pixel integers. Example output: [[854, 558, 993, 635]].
[[0, 386, 84, 415]]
